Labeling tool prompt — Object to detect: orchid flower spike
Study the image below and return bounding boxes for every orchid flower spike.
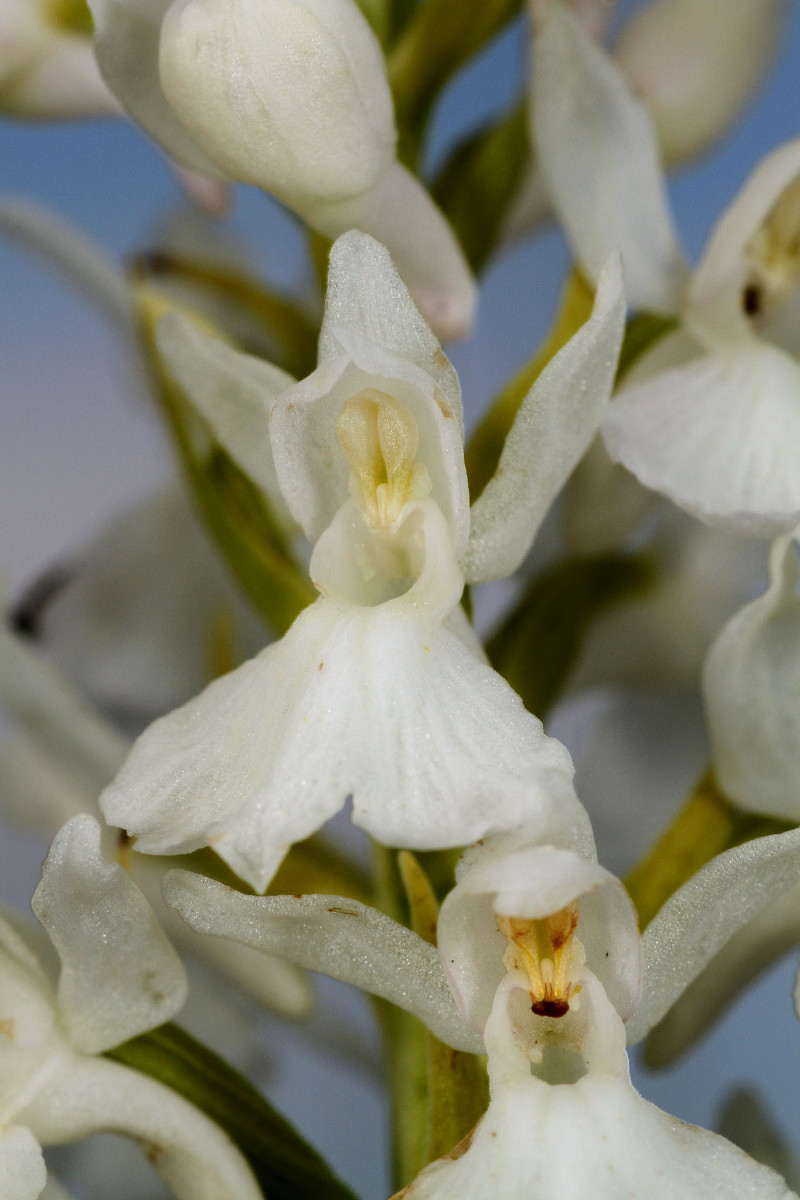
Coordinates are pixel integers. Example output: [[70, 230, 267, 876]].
[[99, 230, 625, 892], [86, 0, 475, 338], [163, 825, 800, 1199], [0, 0, 119, 117], [531, 4, 800, 536], [0, 815, 262, 1200]]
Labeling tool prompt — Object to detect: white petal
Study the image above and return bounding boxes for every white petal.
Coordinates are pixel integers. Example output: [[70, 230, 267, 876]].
[[645, 878, 800, 1066], [396, 1065, 797, 1199], [0, 627, 128, 801], [603, 341, 800, 534], [310, 163, 477, 342], [531, 1, 687, 313], [32, 815, 187, 1053], [627, 826, 800, 1044], [101, 505, 582, 892], [615, 0, 787, 168], [271, 336, 469, 555], [439, 842, 640, 1034], [703, 533, 800, 818], [163, 873, 481, 1052], [41, 486, 267, 719], [156, 311, 295, 513], [0, 1126, 46, 1200], [20, 1056, 262, 1200], [0, 200, 131, 331], [690, 137, 800, 321], [320, 231, 463, 430], [158, 0, 395, 206], [462, 252, 625, 583], [87, 0, 224, 178]]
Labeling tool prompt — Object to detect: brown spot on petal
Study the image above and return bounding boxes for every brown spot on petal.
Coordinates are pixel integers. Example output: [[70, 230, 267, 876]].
[[0, 1019, 15, 1039]]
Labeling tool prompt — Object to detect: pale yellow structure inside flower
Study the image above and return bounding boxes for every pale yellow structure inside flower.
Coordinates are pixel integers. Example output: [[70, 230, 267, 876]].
[[337, 390, 431, 529], [498, 907, 584, 1020], [745, 176, 800, 315]]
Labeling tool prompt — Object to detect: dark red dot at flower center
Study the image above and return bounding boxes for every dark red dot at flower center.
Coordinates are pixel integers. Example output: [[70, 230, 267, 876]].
[[531, 998, 570, 1018]]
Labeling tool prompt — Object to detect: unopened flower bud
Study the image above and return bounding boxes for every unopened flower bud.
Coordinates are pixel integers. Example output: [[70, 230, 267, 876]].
[[615, 0, 786, 167], [159, 0, 397, 209]]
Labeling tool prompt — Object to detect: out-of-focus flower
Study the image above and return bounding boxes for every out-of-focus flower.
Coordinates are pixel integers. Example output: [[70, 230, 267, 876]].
[[614, 0, 787, 167], [531, 4, 800, 536], [0, 815, 262, 1200], [0, 0, 118, 117], [98, 230, 625, 891], [702, 530, 800, 821], [164, 826, 800, 1199], [87, 0, 475, 338]]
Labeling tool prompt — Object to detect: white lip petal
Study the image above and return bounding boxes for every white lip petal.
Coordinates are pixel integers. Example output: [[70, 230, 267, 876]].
[[0, 1125, 46, 1200], [603, 341, 800, 534], [462, 252, 625, 583], [310, 163, 477, 342], [531, 1, 687, 313], [703, 532, 800, 818], [163, 873, 482, 1053], [627, 826, 800, 1044], [156, 311, 295, 514], [32, 816, 188, 1054]]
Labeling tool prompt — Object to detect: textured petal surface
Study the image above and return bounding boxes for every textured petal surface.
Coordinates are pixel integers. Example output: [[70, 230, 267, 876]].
[[603, 341, 800, 534], [20, 1056, 262, 1200], [628, 827, 800, 1044], [101, 500, 582, 891], [88, 0, 224, 177], [703, 533, 800, 818], [163, 874, 481, 1052], [157, 311, 294, 512], [462, 253, 625, 582], [310, 163, 476, 342], [0, 1126, 46, 1200], [532, 1, 687, 313], [395, 1068, 796, 1199], [32, 815, 187, 1053]]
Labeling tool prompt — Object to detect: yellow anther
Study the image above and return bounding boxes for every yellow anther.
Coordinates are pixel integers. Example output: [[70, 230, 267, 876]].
[[498, 906, 581, 1019], [336, 389, 429, 529]]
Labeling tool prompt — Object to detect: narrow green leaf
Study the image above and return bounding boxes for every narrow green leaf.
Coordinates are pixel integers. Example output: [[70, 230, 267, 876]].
[[107, 1023, 359, 1200], [388, 0, 522, 136], [432, 103, 529, 273], [487, 552, 656, 720], [135, 286, 316, 635], [625, 771, 793, 930], [132, 253, 319, 380]]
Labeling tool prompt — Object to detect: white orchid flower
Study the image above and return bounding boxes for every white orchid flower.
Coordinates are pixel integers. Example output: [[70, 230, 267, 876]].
[[99, 230, 625, 892], [0, 623, 312, 1018], [164, 825, 800, 1198], [702, 529, 800, 822], [531, 4, 800, 536], [0, 0, 119, 117], [86, 0, 475, 339], [0, 815, 262, 1200]]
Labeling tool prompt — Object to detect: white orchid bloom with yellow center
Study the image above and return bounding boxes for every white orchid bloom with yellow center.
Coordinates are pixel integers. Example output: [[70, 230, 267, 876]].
[[99, 229, 625, 892], [86, 0, 475, 338], [531, 2, 800, 536], [163, 824, 800, 1198], [0, 815, 262, 1200]]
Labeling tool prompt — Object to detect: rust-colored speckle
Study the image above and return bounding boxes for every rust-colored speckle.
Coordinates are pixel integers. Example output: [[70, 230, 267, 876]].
[[317, 660, 324, 671], [0, 1018, 15, 1039], [327, 905, 359, 917]]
